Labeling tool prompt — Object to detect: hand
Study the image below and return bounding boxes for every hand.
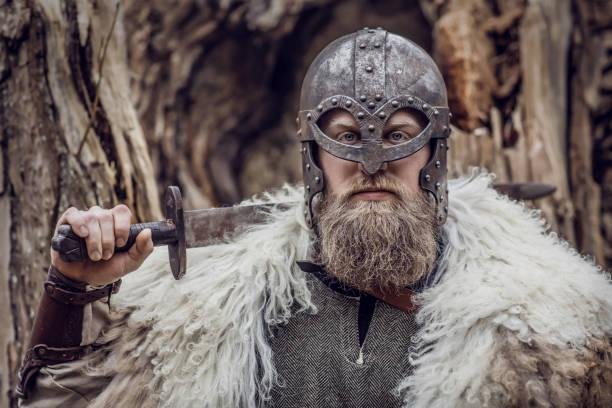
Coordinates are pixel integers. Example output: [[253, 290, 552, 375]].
[[50, 204, 154, 286]]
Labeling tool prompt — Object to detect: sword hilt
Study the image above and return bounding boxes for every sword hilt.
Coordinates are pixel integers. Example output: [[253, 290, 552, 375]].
[[52, 221, 177, 263], [51, 186, 187, 280]]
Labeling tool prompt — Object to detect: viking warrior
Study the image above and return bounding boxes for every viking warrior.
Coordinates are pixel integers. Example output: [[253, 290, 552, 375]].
[[17, 29, 612, 407]]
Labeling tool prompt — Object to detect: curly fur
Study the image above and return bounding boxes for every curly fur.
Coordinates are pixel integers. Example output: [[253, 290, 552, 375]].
[[77, 171, 611, 408]]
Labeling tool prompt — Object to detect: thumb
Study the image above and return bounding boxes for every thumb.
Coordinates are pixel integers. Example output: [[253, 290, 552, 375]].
[[124, 228, 154, 272]]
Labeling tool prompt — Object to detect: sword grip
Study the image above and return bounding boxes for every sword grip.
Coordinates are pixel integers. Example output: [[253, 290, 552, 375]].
[[52, 221, 177, 263]]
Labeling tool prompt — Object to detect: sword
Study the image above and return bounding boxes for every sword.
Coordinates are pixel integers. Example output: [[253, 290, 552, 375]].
[[52, 186, 286, 280], [53, 182, 556, 280]]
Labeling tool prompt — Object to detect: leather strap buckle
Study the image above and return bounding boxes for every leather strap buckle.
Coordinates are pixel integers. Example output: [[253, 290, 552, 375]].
[[44, 279, 121, 305]]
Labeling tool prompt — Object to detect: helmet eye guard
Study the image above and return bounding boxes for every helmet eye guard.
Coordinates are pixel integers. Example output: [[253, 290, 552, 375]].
[[298, 94, 449, 175]]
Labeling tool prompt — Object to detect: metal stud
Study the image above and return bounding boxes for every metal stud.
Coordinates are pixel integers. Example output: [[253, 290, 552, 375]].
[[376, 27, 382, 30], [368, 124, 375, 132], [317, 104, 323, 112], [444, 206, 448, 212], [360, 95, 367, 102], [367, 101, 375, 109], [366, 66, 373, 73], [296, 117, 299, 124], [364, 27, 369, 30], [391, 100, 399, 108], [433, 109, 439, 116], [407, 97, 414, 104], [440, 195, 444, 203], [359, 43, 366, 49], [375, 94, 382, 101], [422, 103, 430, 111], [378, 112, 386, 119], [425, 174, 431, 181], [331, 97, 338, 105], [306, 163, 311, 170], [440, 142, 445, 148], [435, 182, 441, 189], [315, 176, 321, 183], [449, 112, 453, 119], [306, 185, 310, 191], [357, 112, 365, 119], [374, 42, 381, 48], [435, 160, 441, 168], [306, 113, 312, 120], [345, 100, 352, 108]]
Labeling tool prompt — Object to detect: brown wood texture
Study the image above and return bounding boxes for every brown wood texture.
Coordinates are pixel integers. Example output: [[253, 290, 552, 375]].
[[0, 0, 160, 405], [1, 0, 610, 405]]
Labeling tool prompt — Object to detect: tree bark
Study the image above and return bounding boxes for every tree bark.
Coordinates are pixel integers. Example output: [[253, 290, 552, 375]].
[[0, 0, 160, 405]]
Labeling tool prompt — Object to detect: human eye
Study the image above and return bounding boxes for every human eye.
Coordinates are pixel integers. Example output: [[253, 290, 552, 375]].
[[386, 131, 411, 144], [337, 131, 360, 144]]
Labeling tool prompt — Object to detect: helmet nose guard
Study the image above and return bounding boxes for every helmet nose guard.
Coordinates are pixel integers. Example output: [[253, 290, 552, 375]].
[[297, 28, 451, 228]]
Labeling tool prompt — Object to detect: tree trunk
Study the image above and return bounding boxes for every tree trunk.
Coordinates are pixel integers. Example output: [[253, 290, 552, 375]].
[[0, 0, 160, 405]]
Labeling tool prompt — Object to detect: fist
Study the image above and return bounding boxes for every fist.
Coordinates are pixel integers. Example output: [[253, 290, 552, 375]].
[[50, 204, 154, 286]]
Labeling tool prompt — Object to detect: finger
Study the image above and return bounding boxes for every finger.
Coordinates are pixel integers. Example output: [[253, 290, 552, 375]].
[[84, 209, 103, 261], [56, 207, 89, 238], [111, 204, 131, 247], [94, 208, 115, 260], [125, 228, 154, 271]]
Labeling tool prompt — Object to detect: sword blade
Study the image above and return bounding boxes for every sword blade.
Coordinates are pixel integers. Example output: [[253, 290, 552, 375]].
[[183, 203, 288, 248], [493, 182, 556, 200]]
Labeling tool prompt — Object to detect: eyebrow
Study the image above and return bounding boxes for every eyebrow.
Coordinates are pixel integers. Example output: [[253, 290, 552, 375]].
[[383, 120, 423, 133]]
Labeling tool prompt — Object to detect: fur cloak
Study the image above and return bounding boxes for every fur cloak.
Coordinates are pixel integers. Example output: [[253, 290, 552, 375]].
[[82, 171, 612, 408]]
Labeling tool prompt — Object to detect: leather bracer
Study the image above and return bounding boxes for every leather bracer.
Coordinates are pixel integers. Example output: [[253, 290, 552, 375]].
[[16, 265, 121, 399]]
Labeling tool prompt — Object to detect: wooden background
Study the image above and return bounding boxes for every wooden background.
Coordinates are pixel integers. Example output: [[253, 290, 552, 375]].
[[1, 0, 610, 405]]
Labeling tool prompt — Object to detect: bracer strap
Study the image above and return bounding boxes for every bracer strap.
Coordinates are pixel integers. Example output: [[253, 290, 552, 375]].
[[16, 265, 121, 399]]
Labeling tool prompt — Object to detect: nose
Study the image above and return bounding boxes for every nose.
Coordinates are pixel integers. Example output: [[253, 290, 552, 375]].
[[358, 160, 388, 176]]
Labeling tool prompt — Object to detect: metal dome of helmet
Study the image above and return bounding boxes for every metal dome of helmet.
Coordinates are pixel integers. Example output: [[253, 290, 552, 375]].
[[296, 27, 451, 228]]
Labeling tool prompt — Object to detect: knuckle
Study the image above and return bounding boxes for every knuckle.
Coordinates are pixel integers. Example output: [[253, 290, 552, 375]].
[[114, 204, 130, 215]]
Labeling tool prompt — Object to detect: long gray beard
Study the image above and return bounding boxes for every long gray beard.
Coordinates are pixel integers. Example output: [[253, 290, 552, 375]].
[[316, 178, 439, 294]]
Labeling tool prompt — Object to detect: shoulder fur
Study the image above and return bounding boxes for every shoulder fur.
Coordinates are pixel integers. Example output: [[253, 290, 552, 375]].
[[86, 185, 313, 408], [399, 170, 612, 408]]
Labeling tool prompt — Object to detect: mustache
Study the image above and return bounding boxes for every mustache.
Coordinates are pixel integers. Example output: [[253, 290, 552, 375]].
[[337, 175, 408, 202]]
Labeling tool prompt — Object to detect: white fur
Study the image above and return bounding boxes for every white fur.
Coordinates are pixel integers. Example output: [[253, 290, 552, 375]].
[[93, 172, 612, 407]]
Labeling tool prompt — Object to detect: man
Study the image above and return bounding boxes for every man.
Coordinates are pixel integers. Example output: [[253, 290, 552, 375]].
[[17, 29, 612, 407]]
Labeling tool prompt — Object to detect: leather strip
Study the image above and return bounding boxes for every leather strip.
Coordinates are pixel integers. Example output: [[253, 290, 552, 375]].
[[16, 344, 97, 399], [44, 279, 121, 305]]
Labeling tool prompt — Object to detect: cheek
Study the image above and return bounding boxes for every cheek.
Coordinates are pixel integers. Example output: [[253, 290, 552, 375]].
[[388, 145, 431, 193], [318, 149, 359, 193]]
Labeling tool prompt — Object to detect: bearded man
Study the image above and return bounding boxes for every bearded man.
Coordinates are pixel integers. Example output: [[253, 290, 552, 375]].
[[17, 29, 612, 408]]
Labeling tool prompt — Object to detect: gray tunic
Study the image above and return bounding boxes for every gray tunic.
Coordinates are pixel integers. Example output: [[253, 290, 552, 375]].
[[270, 276, 420, 407]]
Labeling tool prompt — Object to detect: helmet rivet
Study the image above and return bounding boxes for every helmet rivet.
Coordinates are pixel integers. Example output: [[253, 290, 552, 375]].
[[357, 112, 365, 119], [422, 103, 430, 111], [364, 27, 369, 30], [376, 27, 382, 30], [359, 95, 367, 102], [296, 117, 299, 124], [440, 142, 445, 148], [345, 100, 352, 107], [438, 214, 443, 221], [368, 124, 375, 132], [407, 97, 414, 104], [378, 112, 386, 119], [444, 206, 448, 212], [367, 101, 375, 109], [375, 94, 382, 101], [306, 113, 312, 120], [374, 42, 381, 48], [435, 182, 441, 189], [433, 109, 439, 116], [391, 100, 399, 108], [331, 98, 338, 105], [365, 66, 373, 73], [315, 176, 321, 183], [302, 147, 306, 154], [317, 104, 323, 112], [440, 196, 445, 202], [435, 160, 441, 168], [359, 43, 366, 49], [306, 185, 310, 191], [425, 174, 431, 181], [306, 163, 311, 170], [449, 112, 453, 119]]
